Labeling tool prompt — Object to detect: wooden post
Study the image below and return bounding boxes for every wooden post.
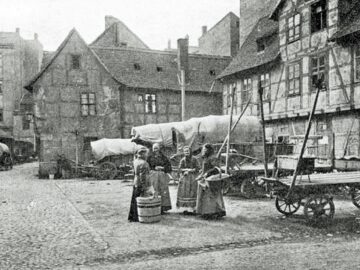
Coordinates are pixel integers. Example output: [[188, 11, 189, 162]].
[[258, 86, 268, 178], [287, 83, 322, 195], [216, 98, 251, 158], [181, 69, 186, 121], [225, 86, 235, 174]]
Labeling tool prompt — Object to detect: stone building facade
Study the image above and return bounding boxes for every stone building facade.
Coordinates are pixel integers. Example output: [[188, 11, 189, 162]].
[[0, 29, 42, 156], [219, 0, 360, 159], [25, 18, 230, 176]]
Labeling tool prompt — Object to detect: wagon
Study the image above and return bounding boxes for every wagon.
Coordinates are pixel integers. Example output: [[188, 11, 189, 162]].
[[261, 157, 360, 223], [0, 142, 13, 171], [90, 138, 142, 180]]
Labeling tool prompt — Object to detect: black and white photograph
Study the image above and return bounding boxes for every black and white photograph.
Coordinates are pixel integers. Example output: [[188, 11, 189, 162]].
[[1, 0, 360, 269]]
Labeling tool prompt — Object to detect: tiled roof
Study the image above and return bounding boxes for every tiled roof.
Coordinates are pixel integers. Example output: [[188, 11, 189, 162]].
[[331, 2, 360, 40], [92, 46, 231, 92], [218, 16, 280, 79]]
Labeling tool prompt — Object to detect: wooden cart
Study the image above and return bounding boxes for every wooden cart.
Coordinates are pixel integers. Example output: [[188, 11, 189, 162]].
[[261, 171, 360, 222]]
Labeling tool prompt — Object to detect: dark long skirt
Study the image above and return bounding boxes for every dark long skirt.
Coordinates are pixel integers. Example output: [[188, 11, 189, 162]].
[[128, 186, 144, 222]]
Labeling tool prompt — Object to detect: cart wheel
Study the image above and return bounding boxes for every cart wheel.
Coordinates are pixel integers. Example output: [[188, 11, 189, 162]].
[[351, 188, 360, 208], [275, 195, 301, 216], [303, 195, 335, 223], [240, 178, 257, 199], [97, 162, 117, 180]]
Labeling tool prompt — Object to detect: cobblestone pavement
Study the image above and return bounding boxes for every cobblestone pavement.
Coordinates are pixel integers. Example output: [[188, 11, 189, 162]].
[[2, 163, 360, 269]]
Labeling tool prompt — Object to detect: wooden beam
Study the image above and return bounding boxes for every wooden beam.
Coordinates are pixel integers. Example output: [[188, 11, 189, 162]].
[[225, 85, 235, 174], [330, 47, 350, 104], [258, 84, 268, 177], [287, 82, 322, 196]]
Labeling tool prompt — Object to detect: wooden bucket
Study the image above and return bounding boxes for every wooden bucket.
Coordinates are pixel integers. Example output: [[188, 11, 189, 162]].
[[136, 196, 161, 223]]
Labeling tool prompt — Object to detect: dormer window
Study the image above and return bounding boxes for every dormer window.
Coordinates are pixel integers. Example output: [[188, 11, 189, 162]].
[[209, 69, 216, 76], [311, 0, 327, 33], [257, 40, 265, 52], [287, 13, 301, 43], [134, 63, 141, 70], [156, 66, 163, 72]]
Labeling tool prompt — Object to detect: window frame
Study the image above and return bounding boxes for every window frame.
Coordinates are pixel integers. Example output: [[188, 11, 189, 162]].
[[287, 13, 301, 43], [287, 61, 302, 96], [259, 72, 271, 101], [80, 92, 96, 116], [242, 78, 252, 108], [310, 54, 327, 91], [144, 93, 157, 114], [311, 0, 328, 33], [71, 54, 81, 70], [354, 45, 360, 82]]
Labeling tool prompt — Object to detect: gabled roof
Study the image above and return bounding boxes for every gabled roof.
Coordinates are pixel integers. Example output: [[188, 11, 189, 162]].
[[91, 46, 231, 92], [200, 12, 239, 38], [331, 1, 360, 40], [24, 29, 122, 91], [218, 16, 280, 79], [90, 19, 149, 49]]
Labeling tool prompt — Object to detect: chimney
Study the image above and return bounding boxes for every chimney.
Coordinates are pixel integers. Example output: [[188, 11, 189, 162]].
[[167, 39, 171, 50], [16, 27, 20, 34], [202, 26, 207, 35], [105, 15, 119, 29], [177, 38, 189, 83], [34, 33, 38, 40]]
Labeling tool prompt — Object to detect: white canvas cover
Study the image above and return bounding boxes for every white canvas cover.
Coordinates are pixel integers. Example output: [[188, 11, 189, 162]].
[[0, 142, 10, 156], [91, 138, 143, 161], [131, 115, 262, 150]]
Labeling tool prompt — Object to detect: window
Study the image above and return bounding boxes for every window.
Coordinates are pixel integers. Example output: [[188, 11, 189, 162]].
[[71, 54, 81, 70], [0, 109, 3, 122], [354, 46, 360, 81], [311, 0, 327, 33], [134, 63, 141, 70], [287, 62, 301, 96], [137, 94, 143, 102], [260, 73, 271, 100], [242, 78, 252, 107], [209, 69, 216, 76], [81, 93, 96, 116], [145, 94, 156, 113], [287, 13, 301, 43], [257, 39, 265, 52], [156, 66, 163, 72], [311, 55, 326, 90], [22, 115, 30, 130], [120, 42, 127, 47]]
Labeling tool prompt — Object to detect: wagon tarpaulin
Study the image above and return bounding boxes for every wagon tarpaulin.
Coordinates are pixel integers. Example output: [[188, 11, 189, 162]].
[[91, 138, 143, 161], [0, 142, 10, 156], [131, 115, 262, 150]]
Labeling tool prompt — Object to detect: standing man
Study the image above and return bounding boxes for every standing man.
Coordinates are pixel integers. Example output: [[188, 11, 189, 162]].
[[128, 147, 150, 222]]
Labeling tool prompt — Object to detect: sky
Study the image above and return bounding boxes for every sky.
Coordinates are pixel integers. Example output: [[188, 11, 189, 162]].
[[0, 0, 239, 51]]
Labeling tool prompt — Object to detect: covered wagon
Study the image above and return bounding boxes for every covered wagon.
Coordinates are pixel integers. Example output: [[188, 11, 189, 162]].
[[90, 138, 143, 179], [131, 115, 263, 154], [0, 142, 13, 170]]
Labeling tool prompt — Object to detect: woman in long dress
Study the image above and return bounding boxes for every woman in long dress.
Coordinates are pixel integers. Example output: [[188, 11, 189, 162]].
[[176, 146, 200, 213], [128, 147, 150, 222], [196, 144, 226, 219], [147, 143, 172, 213]]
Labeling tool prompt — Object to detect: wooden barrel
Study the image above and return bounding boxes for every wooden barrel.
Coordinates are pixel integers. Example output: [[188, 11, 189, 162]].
[[136, 196, 161, 223]]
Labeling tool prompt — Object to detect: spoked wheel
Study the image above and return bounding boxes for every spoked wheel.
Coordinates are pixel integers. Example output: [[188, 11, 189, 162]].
[[303, 195, 335, 223], [97, 162, 117, 180], [240, 178, 258, 199], [351, 187, 360, 208], [275, 195, 301, 216], [3, 156, 13, 170]]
